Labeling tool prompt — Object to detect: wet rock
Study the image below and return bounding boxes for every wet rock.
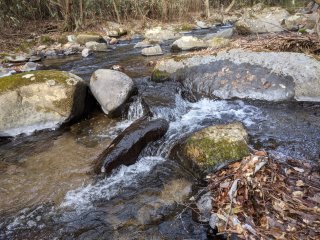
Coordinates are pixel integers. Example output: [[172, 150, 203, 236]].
[[0, 70, 87, 136], [81, 48, 91, 58], [236, 7, 289, 34], [144, 27, 181, 42], [134, 40, 153, 48], [95, 116, 169, 174], [107, 28, 127, 38], [85, 41, 108, 52], [90, 69, 134, 115], [62, 42, 82, 55], [152, 49, 320, 102], [171, 36, 207, 52], [182, 122, 249, 174], [141, 45, 163, 56], [20, 62, 40, 72], [203, 28, 234, 40], [5, 55, 29, 63], [109, 37, 118, 45], [76, 33, 104, 45]]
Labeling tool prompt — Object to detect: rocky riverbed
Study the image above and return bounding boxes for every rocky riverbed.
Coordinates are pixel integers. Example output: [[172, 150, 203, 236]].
[[0, 2, 320, 240]]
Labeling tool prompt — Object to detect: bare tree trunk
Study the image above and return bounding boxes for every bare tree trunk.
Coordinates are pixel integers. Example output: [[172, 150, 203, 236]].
[[225, 0, 236, 13], [112, 0, 121, 23], [64, 0, 74, 31], [204, 0, 210, 19]]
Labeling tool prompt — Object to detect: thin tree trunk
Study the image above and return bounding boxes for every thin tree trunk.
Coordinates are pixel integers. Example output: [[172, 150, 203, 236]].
[[204, 0, 210, 19], [225, 0, 236, 13], [112, 0, 121, 23]]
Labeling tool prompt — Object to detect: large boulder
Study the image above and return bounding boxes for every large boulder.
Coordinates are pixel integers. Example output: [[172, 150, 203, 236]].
[[76, 33, 104, 45], [236, 7, 289, 34], [284, 13, 317, 31], [144, 27, 181, 42], [183, 122, 249, 173], [95, 116, 169, 174], [141, 45, 163, 56], [0, 70, 87, 136], [152, 49, 320, 102], [90, 69, 134, 115]]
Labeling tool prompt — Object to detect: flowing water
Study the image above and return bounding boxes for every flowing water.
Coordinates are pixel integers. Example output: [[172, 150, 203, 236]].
[[1, 27, 320, 239]]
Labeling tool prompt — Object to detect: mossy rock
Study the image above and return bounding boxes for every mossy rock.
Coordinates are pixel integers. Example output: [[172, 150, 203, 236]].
[[151, 69, 170, 83], [0, 70, 87, 136], [183, 122, 249, 173]]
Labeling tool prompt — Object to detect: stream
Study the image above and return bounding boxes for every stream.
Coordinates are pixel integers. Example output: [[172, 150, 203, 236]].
[[1, 26, 320, 240]]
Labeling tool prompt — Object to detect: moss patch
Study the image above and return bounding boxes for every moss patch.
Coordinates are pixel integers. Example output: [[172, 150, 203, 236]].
[[151, 69, 170, 82], [0, 70, 72, 93]]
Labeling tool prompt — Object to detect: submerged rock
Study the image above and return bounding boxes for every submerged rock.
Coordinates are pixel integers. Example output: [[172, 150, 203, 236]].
[[95, 117, 169, 174], [90, 69, 134, 115], [0, 70, 87, 136], [236, 7, 289, 34], [152, 49, 320, 102], [183, 122, 249, 173], [141, 45, 163, 56]]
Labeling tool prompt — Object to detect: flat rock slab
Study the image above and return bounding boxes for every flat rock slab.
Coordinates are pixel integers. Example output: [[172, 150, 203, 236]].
[[153, 49, 320, 102]]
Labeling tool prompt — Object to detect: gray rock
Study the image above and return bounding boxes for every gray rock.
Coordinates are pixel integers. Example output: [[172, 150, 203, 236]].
[[107, 28, 127, 38], [20, 62, 40, 72], [90, 69, 134, 115], [0, 70, 87, 136], [81, 48, 91, 58], [85, 41, 108, 52], [144, 27, 181, 42], [196, 20, 210, 29], [152, 49, 320, 102], [67, 35, 77, 42], [171, 36, 229, 52], [203, 28, 234, 40], [76, 33, 104, 45], [285, 13, 317, 31], [141, 45, 163, 56], [236, 7, 289, 34], [171, 36, 207, 52], [5, 55, 29, 63], [196, 193, 212, 222], [62, 42, 82, 55]]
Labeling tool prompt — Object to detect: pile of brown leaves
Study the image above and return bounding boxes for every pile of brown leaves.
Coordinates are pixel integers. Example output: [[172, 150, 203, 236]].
[[207, 151, 320, 239]]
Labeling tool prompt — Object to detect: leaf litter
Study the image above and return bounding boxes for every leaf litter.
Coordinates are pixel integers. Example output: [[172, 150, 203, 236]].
[[207, 150, 320, 239]]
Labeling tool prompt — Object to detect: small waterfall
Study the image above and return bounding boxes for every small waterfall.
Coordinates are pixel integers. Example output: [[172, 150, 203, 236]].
[[127, 97, 144, 121]]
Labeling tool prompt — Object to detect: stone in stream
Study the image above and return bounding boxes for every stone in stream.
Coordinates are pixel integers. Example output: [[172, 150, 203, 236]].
[[144, 27, 181, 42], [76, 33, 104, 45], [152, 49, 320, 102], [182, 122, 249, 173], [81, 48, 91, 58], [5, 55, 29, 63], [0, 70, 87, 136], [203, 28, 234, 40], [134, 40, 153, 48], [171, 36, 230, 52], [85, 41, 108, 52], [95, 116, 169, 174], [90, 69, 134, 115], [141, 45, 163, 56], [20, 62, 40, 72]]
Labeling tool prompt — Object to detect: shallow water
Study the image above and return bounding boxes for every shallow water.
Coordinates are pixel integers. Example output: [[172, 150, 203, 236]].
[[1, 27, 320, 239]]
